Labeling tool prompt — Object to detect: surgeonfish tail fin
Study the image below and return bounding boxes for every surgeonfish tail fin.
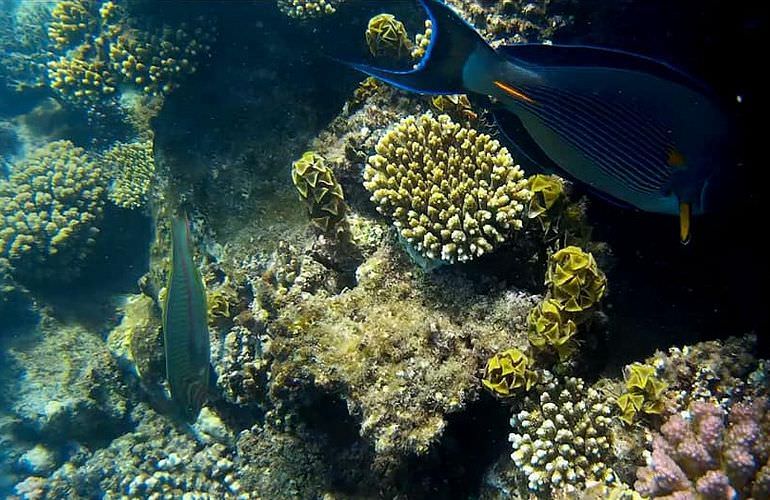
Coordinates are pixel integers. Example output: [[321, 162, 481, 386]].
[[340, 0, 494, 95], [679, 202, 691, 245]]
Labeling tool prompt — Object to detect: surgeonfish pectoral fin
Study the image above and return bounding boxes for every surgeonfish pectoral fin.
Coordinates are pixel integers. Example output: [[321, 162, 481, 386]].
[[337, 0, 495, 95], [679, 202, 691, 245]]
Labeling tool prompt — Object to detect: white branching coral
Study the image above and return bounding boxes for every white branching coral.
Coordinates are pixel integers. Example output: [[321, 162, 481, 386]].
[[364, 113, 530, 264], [508, 372, 617, 495]]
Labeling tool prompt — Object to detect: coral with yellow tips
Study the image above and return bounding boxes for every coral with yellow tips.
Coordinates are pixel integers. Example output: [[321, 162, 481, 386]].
[[291, 151, 347, 232], [48, 0, 98, 49], [277, 0, 342, 19], [364, 113, 530, 264], [546, 245, 607, 312], [365, 13, 412, 60], [482, 348, 538, 397], [617, 363, 667, 424], [411, 19, 432, 61], [102, 139, 155, 209], [0, 140, 106, 286], [527, 174, 565, 219], [527, 298, 578, 361]]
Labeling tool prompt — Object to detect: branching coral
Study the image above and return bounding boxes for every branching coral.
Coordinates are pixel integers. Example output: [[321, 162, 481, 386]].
[[635, 398, 770, 499], [291, 151, 346, 232], [103, 138, 155, 209], [482, 348, 538, 397], [45, 0, 215, 107], [508, 372, 617, 495], [277, 0, 342, 18], [0, 140, 106, 285], [364, 113, 530, 264]]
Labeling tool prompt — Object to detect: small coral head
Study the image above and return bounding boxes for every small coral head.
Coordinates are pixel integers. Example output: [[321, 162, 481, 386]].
[[546, 246, 607, 312], [482, 348, 538, 397]]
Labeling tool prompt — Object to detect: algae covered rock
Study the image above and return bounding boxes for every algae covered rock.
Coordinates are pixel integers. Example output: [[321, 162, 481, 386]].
[[364, 113, 531, 264]]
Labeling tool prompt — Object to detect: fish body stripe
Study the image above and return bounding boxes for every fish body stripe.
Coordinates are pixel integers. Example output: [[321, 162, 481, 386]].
[[516, 84, 674, 194]]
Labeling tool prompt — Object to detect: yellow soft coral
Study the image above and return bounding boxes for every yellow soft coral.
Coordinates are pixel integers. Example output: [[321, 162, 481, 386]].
[[527, 174, 565, 219], [527, 298, 578, 361], [365, 13, 412, 60], [617, 363, 667, 424], [364, 113, 530, 264], [291, 151, 346, 232], [546, 245, 607, 312], [482, 348, 538, 397]]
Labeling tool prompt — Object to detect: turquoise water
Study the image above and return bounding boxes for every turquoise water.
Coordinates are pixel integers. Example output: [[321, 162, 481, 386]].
[[1, 1, 767, 498]]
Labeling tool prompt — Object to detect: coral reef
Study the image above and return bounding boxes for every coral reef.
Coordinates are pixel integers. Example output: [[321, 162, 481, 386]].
[[508, 372, 617, 496], [102, 138, 156, 209], [482, 347, 538, 397], [268, 244, 539, 460], [364, 113, 531, 264], [528, 174, 566, 220], [635, 398, 770, 499], [291, 151, 347, 232], [45, 0, 215, 108], [445, 0, 572, 45], [0, 140, 106, 287], [277, 0, 342, 19], [365, 13, 412, 60]]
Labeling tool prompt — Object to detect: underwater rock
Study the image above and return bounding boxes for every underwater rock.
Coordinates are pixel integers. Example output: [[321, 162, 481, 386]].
[[5, 322, 130, 446]]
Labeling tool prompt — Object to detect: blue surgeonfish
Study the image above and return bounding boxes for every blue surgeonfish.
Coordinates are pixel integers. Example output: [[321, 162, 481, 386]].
[[163, 214, 210, 422], [342, 0, 731, 243]]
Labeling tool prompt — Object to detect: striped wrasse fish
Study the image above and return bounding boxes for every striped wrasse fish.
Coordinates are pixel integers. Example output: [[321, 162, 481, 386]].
[[162, 214, 210, 422]]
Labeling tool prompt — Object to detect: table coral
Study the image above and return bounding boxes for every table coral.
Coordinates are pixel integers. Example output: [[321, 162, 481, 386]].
[[635, 398, 770, 499], [364, 113, 531, 264], [508, 372, 617, 496], [0, 140, 106, 286]]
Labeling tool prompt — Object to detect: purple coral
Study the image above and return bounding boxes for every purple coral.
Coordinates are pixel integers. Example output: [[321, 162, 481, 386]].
[[635, 398, 770, 499]]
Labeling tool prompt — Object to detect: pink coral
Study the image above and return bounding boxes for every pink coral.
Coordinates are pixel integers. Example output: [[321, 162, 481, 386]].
[[635, 398, 769, 498]]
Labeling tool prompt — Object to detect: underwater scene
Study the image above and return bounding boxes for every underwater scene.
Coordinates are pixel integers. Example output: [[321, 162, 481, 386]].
[[0, 0, 768, 498]]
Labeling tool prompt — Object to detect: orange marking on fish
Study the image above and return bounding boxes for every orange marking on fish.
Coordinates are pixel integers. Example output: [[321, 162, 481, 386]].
[[667, 148, 687, 168], [493, 81, 536, 104], [679, 202, 691, 245]]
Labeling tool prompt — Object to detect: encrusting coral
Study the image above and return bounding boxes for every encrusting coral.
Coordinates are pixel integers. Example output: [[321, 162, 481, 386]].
[[291, 151, 347, 232], [364, 113, 531, 264], [508, 372, 617, 496], [103, 138, 156, 209], [482, 348, 538, 397], [635, 398, 770, 499], [616, 362, 667, 425], [0, 140, 106, 285]]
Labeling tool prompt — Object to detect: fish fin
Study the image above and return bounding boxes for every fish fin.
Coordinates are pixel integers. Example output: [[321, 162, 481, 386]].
[[496, 43, 712, 97], [337, 0, 492, 94], [679, 202, 691, 244]]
